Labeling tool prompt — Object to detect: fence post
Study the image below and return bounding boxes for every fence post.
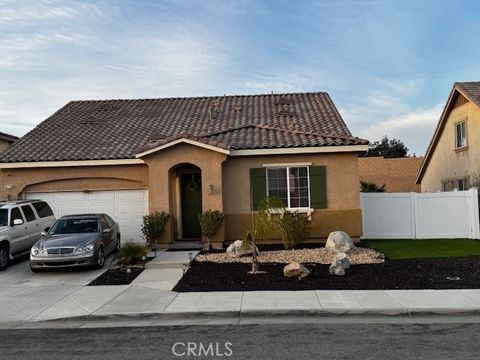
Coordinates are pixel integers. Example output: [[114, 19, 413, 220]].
[[360, 192, 366, 239], [410, 192, 417, 239], [469, 188, 480, 239]]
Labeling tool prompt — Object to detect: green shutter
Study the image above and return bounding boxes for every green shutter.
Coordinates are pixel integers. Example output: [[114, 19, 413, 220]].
[[310, 166, 327, 209], [250, 167, 266, 210]]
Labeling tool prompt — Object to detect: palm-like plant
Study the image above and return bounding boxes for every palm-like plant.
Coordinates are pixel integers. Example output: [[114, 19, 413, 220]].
[[360, 181, 386, 193], [245, 196, 284, 273]]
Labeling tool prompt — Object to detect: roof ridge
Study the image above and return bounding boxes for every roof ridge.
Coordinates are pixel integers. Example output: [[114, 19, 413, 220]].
[[67, 91, 330, 104], [253, 124, 367, 141]]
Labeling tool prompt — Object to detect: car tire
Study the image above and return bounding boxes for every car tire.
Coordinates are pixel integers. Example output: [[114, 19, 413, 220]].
[[96, 247, 105, 269], [0, 246, 8, 271]]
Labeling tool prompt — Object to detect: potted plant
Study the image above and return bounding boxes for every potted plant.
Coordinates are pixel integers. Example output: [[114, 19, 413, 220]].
[[141, 211, 169, 255], [198, 210, 224, 250]]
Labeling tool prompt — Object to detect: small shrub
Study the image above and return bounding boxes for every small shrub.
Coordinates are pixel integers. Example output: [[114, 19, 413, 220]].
[[278, 210, 311, 249], [360, 181, 386, 192], [198, 210, 224, 249], [142, 211, 169, 249], [116, 242, 148, 267]]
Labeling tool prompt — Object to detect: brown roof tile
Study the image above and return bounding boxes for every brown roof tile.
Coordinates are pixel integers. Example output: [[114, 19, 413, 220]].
[[0, 92, 367, 162]]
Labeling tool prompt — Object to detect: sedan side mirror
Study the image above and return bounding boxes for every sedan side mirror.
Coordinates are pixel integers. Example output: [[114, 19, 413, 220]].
[[41, 231, 47, 236], [103, 228, 112, 234], [13, 219, 23, 226]]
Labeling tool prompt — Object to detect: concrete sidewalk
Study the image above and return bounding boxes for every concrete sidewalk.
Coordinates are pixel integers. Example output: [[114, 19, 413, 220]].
[[3, 252, 480, 329]]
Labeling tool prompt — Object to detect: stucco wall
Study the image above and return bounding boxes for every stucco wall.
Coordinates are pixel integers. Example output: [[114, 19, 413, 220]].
[[421, 102, 480, 192], [222, 152, 362, 242], [359, 157, 423, 192]]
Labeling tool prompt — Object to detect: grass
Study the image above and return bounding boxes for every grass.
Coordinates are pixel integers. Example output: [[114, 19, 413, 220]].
[[365, 239, 480, 260]]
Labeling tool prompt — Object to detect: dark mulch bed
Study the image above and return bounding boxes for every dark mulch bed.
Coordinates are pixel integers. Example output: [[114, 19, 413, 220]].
[[173, 257, 480, 292], [88, 268, 144, 286]]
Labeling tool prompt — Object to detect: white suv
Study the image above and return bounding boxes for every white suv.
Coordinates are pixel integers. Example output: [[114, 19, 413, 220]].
[[0, 200, 56, 270]]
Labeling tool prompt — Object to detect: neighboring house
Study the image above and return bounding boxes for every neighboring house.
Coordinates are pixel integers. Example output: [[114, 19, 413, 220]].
[[417, 82, 480, 192], [359, 157, 423, 192], [0, 132, 18, 154], [0, 92, 368, 246]]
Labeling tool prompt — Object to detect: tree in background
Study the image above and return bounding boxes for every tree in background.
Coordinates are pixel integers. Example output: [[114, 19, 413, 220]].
[[360, 181, 386, 193], [362, 136, 409, 158]]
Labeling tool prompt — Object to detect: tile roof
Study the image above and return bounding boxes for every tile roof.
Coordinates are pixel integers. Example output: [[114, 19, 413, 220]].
[[0, 92, 368, 162], [0, 132, 18, 143], [455, 81, 480, 108]]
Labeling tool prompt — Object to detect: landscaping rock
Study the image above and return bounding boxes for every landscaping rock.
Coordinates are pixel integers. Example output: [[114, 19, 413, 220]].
[[226, 240, 260, 258], [283, 261, 310, 279], [325, 231, 355, 253], [329, 252, 350, 276]]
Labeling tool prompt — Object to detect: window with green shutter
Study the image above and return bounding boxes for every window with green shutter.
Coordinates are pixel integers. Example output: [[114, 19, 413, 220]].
[[250, 165, 327, 210]]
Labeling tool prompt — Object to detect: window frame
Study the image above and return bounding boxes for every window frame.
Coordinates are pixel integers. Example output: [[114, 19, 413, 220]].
[[455, 119, 468, 150], [21, 205, 36, 222], [265, 165, 311, 210], [455, 178, 467, 191]]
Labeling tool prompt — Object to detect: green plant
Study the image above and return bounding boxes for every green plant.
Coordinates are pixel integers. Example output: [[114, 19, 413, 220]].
[[198, 210, 224, 250], [141, 211, 169, 251], [360, 181, 386, 192], [244, 196, 284, 273], [278, 210, 311, 249], [116, 242, 148, 267]]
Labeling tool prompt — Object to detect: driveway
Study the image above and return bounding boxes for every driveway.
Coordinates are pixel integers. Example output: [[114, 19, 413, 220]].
[[0, 256, 113, 324]]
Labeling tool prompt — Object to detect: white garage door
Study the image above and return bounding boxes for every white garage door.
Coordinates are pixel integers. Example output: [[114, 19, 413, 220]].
[[25, 189, 148, 243]]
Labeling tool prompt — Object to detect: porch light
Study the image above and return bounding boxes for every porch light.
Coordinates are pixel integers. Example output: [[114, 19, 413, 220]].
[[208, 184, 214, 194]]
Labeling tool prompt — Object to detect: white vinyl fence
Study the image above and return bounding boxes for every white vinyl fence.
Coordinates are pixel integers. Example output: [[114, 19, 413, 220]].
[[360, 188, 480, 239]]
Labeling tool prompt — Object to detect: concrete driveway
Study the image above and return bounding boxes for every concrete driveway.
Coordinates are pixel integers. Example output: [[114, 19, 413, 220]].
[[0, 256, 112, 324]]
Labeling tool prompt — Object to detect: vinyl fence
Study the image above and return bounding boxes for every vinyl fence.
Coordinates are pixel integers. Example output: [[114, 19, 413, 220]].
[[360, 188, 480, 239]]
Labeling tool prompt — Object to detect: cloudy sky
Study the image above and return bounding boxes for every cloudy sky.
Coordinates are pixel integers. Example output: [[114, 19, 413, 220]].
[[1, 0, 480, 155]]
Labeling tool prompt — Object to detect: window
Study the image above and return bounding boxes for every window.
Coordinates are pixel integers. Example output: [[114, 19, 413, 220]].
[[100, 216, 110, 230], [32, 201, 54, 218], [50, 218, 99, 235], [455, 179, 467, 191], [21, 205, 36, 222], [441, 181, 449, 192], [10, 207, 24, 226], [455, 121, 467, 149], [267, 166, 310, 208], [105, 215, 115, 227]]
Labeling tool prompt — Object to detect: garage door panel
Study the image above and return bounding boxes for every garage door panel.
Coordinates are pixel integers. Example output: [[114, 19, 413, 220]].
[[25, 190, 148, 243]]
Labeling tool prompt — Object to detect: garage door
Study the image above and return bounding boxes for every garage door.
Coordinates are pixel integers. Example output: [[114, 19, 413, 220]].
[[25, 190, 148, 243]]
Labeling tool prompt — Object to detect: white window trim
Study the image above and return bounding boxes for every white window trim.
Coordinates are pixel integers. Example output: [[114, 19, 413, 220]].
[[455, 119, 468, 149], [266, 165, 312, 212]]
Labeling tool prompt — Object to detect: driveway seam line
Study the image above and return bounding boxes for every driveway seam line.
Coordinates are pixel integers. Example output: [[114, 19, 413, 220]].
[[91, 285, 133, 315]]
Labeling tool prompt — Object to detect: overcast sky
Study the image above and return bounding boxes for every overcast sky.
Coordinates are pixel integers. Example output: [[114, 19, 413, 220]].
[[1, 0, 480, 155]]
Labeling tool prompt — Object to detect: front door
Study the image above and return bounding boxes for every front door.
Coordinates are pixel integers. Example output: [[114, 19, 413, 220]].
[[180, 173, 202, 239]]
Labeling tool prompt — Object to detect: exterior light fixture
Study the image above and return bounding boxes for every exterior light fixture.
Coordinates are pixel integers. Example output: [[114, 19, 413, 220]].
[[208, 184, 214, 194]]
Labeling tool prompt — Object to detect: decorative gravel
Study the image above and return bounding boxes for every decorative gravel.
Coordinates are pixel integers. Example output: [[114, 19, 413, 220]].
[[195, 247, 384, 264]]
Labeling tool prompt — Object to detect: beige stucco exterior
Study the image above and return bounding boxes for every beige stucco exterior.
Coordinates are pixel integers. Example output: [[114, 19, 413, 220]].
[[0, 143, 363, 247], [421, 100, 480, 192]]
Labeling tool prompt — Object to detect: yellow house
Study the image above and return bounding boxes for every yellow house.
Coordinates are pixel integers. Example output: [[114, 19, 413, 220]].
[[417, 82, 480, 191], [0, 92, 368, 247]]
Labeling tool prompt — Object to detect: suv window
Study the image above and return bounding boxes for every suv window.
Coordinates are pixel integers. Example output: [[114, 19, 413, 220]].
[[10, 207, 24, 226], [21, 205, 36, 222], [32, 201, 54, 218]]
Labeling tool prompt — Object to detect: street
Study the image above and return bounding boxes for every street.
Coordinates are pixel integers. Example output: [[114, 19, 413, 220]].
[[2, 322, 480, 360]]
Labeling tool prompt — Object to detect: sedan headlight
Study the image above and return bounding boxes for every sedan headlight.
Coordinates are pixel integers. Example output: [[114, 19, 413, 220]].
[[75, 244, 95, 254], [31, 247, 39, 256]]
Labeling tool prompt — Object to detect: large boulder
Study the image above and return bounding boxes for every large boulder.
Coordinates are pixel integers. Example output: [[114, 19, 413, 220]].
[[325, 231, 355, 253], [329, 252, 350, 276], [283, 261, 310, 279], [226, 240, 259, 258]]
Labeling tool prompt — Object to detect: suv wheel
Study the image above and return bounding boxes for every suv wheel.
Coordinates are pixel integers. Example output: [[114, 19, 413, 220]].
[[96, 247, 105, 269], [0, 246, 8, 271]]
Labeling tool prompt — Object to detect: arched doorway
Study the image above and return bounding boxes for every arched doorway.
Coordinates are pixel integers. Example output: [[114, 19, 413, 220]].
[[170, 163, 202, 240]]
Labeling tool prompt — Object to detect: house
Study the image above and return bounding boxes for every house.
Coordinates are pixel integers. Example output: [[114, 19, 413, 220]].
[[359, 156, 423, 192], [0, 132, 18, 154], [417, 82, 480, 192], [0, 92, 368, 247]]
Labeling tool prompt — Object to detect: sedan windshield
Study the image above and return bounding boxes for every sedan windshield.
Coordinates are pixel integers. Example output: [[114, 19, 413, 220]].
[[50, 218, 99, 235], [0, 209, 7, 226]]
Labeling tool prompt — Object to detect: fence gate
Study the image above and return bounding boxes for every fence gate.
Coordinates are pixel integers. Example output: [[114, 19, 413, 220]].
[[360, 188, 480, 239]]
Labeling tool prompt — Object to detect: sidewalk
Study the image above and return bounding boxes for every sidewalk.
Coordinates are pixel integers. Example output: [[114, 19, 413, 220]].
[[3, 252, 480, 329]]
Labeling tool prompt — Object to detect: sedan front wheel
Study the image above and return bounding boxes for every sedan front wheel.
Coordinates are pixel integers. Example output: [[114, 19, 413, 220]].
[[96, 247, 105, 269]]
